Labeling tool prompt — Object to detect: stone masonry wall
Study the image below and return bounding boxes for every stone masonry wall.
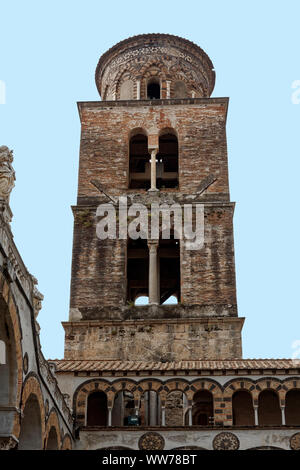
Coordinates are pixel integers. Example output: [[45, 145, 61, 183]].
[[63, 317, 243, 361]]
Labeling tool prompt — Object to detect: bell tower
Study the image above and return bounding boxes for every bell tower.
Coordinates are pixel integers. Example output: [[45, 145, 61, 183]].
[[63, 34, 244, 362]]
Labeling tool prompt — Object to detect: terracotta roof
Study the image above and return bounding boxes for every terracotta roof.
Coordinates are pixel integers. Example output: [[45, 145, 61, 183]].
[[51, 359, 300, 373]]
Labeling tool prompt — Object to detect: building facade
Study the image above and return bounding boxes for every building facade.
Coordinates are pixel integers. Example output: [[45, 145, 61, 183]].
[[1, 34, 300, 451]]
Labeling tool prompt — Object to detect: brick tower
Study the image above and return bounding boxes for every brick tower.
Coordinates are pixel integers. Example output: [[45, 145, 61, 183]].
[[52, 35, 300, 451], [63, 34, 244, 363]]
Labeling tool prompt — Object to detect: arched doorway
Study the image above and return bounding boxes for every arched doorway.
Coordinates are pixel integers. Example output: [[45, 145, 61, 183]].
[[86, 391, 108, 426], [232, 390, 255, 425], [285, 389, 300, 425], [258, 390, 281, 426], [18, 394, 42, 450], [192, 390, 213, 425]]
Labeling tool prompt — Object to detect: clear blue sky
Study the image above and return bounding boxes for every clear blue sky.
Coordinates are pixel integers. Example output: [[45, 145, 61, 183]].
[[1, 1, 299, 360]]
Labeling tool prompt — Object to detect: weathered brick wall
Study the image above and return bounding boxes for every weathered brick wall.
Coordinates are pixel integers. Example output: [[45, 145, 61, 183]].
[[76, 100, 230, 201], [70, 99, 236, 315], [180, 204, 237, 307], [70, 207, 126, 309]]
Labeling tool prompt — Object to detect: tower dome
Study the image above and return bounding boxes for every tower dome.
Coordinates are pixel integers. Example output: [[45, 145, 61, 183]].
[[95, 33, 215, 100]]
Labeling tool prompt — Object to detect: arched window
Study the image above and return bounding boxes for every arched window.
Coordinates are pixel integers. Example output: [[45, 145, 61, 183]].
[[232, 390, 255, 426], [18, 394, 42, 450], [192, 390, 213, 425], [157, 131, 179, 189], [258, 390, 281, 426], [147, 78, 160, 99], [285, 389, 300, 425], [86, 391, 108, 426], [129, 132, 150, 189]]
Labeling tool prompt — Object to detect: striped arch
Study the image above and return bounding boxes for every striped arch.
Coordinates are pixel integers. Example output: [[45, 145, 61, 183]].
[[140, 61, 167, 99], [110, 379, 141, 405], [222, 378, 257, 426], [61, 434, 72, 450], [189, 379, 223, 421], [160, 379, 190, 405], [115, 70, 135, 100], [255, 377, 284, 402], [44, 408, 62, 450], [136, 379, 165, 396], [281, 378, 300, 398], [189, 378, 223, 401], [73, 379, 112, 426], [223, 378, 257, 399], [20, 374, 46, 439]]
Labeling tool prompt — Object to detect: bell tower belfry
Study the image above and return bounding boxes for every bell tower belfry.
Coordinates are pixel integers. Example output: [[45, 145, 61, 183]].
[[64, 34, 244, 362]]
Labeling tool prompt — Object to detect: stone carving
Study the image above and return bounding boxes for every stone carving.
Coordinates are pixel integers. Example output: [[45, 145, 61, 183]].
[[31, 275, 44, 319], [138, 432, 165, 450], [213, 432, 240, 451], [290, 432, 300, 450], [0, 146, 15, 201]]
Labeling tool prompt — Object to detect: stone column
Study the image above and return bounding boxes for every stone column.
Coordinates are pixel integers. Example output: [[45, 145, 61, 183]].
[[166, 81, 171, 99], [149, 391, 157, 425], [188, 407, 193, 426], [148, 240, 159, 305], [281, 406, 286, 426], [253, 405, 259, 426], [136, 80, 141, 100], [145, 392, 149, 425], [108, 408, 112, 426], [149, 149, 158, 192], [161, 407, 166, 426]]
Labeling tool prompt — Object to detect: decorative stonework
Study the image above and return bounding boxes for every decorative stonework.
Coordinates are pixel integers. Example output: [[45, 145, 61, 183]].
[[0, 146, 15, 202], [95, 34, 215, 100], [290, 432, 300, 450], [31, 275, 44, 320], [213, 432, 240, 451], [138, 432, 165, 450]]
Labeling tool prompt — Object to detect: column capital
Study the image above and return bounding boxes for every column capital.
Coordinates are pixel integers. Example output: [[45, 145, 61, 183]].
[[147, 239, 159, 251]]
